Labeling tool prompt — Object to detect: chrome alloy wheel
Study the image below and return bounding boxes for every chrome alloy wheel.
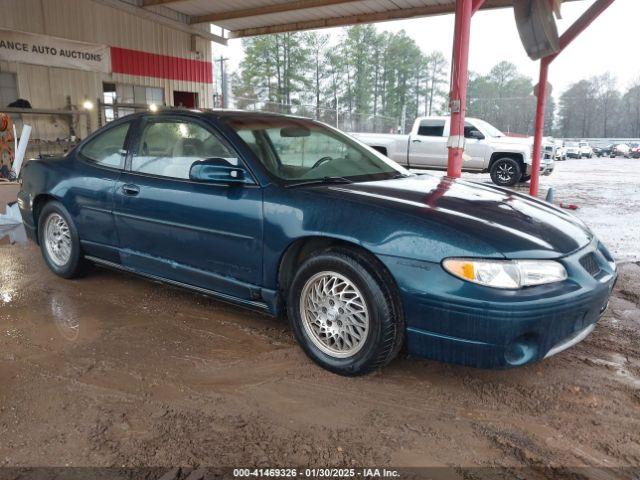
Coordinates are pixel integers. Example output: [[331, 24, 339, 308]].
[[44, 213, 72, 267], [299, 271, 370, 358], [496, 162, 516, 183], [497, 162, 516, 183]]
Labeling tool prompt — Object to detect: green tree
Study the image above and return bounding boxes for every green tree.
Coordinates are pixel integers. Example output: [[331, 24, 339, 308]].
[[558, 80, 598, 137], [232, 33, 311, 110], [467, 61, 536, 134], [424, 51, 449, 116], [622, 79, 640, 137], [303, 32, 330, 119]]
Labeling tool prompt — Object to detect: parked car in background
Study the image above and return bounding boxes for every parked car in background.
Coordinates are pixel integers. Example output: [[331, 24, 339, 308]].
[[612, 143, 630, 158], [565, 141, 582, 159], [579, 141, 593, 158], [17, 110, 615, 375], [554, 140, 567, 161], [592, 146, 603, 157], [598, 144, 614, 157], [629, 144, 640, 158], [354, 116, 554, 187], [543, 141, 555, 162]]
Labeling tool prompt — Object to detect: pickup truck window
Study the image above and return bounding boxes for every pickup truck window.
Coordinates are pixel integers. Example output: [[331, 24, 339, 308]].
[[417, 120, 445, 137], [225, 116, 406, 183], [464, 123, 484, 139], [473, 119, 505, 138]]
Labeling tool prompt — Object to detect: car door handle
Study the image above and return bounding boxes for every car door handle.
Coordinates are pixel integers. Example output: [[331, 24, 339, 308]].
[[412, 139, 422, 143], [121, 184, 140, 196]]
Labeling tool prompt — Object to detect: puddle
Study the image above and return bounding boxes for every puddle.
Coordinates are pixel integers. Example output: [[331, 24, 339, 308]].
[[0, 223, 28, 246]]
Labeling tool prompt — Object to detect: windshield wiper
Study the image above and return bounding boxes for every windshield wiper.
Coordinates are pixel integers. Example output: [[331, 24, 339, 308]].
[[285, 176, 354, 188]]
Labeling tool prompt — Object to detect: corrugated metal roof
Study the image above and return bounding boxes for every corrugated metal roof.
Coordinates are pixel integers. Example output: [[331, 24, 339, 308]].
[[140, 0, 517, 38]]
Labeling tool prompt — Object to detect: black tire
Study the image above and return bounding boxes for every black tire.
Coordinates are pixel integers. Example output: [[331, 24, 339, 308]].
[[37, 200, 87, 279], [287, 248, 403, 376], [490, 157, 522, 187]]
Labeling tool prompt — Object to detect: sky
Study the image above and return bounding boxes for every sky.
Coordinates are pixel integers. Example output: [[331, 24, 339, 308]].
[[213, 0, 639, 99]]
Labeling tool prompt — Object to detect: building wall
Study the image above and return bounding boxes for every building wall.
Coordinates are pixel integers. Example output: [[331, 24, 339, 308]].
[[0, 0, 214, 141]]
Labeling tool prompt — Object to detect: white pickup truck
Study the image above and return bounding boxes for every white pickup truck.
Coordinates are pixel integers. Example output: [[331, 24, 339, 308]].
[[353, 116, 554, 186]]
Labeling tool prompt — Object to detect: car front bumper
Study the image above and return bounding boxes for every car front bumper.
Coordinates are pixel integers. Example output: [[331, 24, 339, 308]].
[[541, 161, 554, 176], [380, 238, 617, 368], [524, 161, 554, 176]]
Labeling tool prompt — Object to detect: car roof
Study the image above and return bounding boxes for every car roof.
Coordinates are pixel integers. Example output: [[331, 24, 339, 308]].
[[418, 116, 482, 122], [116, 108, 313, 123]]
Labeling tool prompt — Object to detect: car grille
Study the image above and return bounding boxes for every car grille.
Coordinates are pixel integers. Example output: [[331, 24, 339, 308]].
[[580, 252, 601, 277]]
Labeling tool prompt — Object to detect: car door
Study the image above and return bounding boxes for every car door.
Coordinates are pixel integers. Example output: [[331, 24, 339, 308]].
[[113, 114, 263, 301], [462, 122, 490, 171], [72, 119, 133, 263], [407, 119, 448, 168]]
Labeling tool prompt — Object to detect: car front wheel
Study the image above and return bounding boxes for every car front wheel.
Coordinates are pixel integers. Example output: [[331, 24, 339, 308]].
[[287, 249, 403, 376], [490, 157, 522, 186], [38, 201, 87, 278]]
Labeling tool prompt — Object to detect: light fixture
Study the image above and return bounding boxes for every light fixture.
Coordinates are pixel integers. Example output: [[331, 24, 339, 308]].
[[149, 103, 158, 112], [82, 100, 94, 111]]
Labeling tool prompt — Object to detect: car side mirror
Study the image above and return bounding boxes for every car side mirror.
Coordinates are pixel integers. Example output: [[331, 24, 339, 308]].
[[469, 130, 484, 140], [189, 158, 248, 184]]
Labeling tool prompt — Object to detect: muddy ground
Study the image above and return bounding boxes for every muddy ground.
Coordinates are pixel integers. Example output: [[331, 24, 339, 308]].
[[0, 158, 639, 477]]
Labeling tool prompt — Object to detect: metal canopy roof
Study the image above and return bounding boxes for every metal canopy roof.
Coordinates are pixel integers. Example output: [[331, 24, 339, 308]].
[[139, 0, 517, 39]]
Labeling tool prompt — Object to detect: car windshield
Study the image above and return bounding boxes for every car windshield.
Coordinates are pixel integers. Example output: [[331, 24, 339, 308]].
[[473, 119, 504, 138], [566, 142, 579, 147], [224, 116, 408, 184]]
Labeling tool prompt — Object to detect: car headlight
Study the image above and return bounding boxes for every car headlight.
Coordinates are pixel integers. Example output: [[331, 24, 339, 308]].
[[443, 258, 567, 289]]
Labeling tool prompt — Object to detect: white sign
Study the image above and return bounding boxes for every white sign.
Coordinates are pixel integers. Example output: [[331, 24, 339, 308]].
[[0, 28, 110, 73]]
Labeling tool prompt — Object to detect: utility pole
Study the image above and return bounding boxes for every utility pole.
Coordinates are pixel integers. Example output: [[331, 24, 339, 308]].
[[216, 57, 229, 108]]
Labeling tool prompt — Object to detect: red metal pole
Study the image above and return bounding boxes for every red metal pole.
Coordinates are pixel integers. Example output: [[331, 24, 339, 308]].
[[529, 57, 550, 197], [447, 0, 475, 177], [471, 0, 486, 15], [549, 0, 616, 63], [530, 0, 615, 197]]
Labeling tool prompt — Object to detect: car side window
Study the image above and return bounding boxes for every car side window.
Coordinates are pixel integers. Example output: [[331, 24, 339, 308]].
[[417, 120, 445, 137], [80, 122, 130, 168], [131, 119, 238, 180]]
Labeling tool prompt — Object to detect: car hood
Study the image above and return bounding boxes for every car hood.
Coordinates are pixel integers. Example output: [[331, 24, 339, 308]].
[[322, 175, 592, 258]]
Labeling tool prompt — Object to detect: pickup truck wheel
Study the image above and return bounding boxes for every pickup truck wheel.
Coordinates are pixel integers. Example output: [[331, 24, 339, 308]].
[[490, 158, 522, 186], [287, 249, 403, 376]]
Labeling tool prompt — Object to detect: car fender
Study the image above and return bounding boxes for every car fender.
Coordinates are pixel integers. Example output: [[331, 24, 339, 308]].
[[261, 184, 504, 291]]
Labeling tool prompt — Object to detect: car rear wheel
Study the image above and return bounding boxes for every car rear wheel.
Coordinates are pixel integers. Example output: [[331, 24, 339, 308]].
[[490, 157, 522, 186], [287, 249, 403, 376], [38, 201, 87, 278]]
